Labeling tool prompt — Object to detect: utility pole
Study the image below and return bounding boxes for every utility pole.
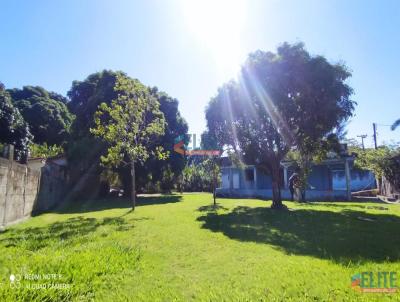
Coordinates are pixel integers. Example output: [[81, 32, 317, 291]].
[[372, 123, 378, 149], [357, 134, 367, 150]]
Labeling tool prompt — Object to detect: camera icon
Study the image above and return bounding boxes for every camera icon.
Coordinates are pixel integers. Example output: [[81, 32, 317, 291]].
[[9, 274, 22, 289], [9, 274, 22, 282]]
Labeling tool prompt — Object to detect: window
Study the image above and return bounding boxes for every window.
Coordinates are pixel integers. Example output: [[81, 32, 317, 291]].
[[245, 169, 254, 181]]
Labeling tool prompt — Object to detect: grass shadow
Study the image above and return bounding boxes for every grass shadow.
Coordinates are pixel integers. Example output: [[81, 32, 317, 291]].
[[197, 204, 229, 212], [197, 206, 400, 264], [0, 216, 132, 251], [55, 195, 183, 214]]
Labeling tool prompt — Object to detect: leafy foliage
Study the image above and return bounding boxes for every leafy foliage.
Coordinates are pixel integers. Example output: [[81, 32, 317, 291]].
[[382, 154, 400, 193], [8, 86, 74, 145], [0, 84, 32, 160], [181, 158, 220, 192], [133, 88, 189, 193], [68, 71, 188, 196], [68, 70, 120, 139], [29, 143, 64, 158], [205, 42, 354, 206], [91, 75, 166, 167], [351, 145, 400, 180], [66, 71, 122, 198], [90, 74, 166, 207]]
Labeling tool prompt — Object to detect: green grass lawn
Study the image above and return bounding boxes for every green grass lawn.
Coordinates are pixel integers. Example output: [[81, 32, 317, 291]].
[[1, 193, 400, 301]]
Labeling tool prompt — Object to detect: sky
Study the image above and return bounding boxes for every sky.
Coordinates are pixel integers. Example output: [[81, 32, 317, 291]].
[[0, 0, 399, 148]]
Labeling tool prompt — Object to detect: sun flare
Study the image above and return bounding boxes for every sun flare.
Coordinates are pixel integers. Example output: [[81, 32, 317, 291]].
[[180, 0, 247, 80]]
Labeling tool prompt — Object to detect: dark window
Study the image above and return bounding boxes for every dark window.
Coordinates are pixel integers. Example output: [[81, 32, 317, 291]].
[[245, 169, 254, 181]]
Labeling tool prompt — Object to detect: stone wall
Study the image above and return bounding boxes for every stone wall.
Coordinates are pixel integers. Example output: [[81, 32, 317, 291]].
[[0, 157, 41, 226]]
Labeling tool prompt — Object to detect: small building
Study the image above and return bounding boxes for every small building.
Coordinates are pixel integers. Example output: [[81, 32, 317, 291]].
[[216, 156, 376, 201]]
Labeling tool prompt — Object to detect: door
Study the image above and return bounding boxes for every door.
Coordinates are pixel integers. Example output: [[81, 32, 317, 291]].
[[233, 172, 240, 189], [222, 174, 229, 188]]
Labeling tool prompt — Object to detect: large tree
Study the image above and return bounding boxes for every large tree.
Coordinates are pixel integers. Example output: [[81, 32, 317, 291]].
[[274, 43, 354, 200], [206, 79, 291, 209], [0, 83, 32, 160], [67, 71, 127, 198], [8, 86, 74, 146], [205, 42, 355, 208], [118, 89, 189, 194], [67, 71, 188, 197], [90, 74, 166, 209], [146, 89, 188, 189]]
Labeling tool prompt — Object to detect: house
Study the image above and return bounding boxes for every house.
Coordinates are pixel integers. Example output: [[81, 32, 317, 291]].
[[216, 153, 376, 201]]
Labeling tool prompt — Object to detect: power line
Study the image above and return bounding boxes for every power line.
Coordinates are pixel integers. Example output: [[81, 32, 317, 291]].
[[375, 123, 392, 127]]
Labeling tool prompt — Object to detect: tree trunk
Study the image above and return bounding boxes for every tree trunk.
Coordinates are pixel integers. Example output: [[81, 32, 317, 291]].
[[120, 164, 133, 198], [376, 175, 382, 194], [298, 156, 311, 202], [131, 161, 136, 210], [270, 163, 284, 209]]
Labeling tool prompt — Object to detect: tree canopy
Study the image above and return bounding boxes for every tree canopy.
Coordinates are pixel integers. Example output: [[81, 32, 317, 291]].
[[91, 74, 166, 208], [0, 84, 32, 160], [68, 70, 120, 138], [66, 71, 127, 198], [67, 70, 188, 197], [205, 42, 355, 207], [135, 88, 188, 192], [8, 86, 74, 145]]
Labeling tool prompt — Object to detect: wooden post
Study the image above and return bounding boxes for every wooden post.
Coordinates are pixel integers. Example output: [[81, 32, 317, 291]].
[[7, 144, 14, 161]]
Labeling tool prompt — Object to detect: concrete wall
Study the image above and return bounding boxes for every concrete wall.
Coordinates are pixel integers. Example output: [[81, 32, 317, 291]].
[[35, 162, 68, 213], [0, 157, 67, 227], [0, 157, 41, 226]]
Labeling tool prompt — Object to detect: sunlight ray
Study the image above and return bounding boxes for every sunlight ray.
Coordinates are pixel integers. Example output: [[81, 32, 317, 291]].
[[242, 67, 295, 146]]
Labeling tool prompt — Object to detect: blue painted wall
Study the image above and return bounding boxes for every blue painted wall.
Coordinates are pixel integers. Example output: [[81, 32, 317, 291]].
[[221, 165, 375, 192], [307, 165, 331, 190], [256, 169, 272, 189], [332, 169, 376, 191]]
